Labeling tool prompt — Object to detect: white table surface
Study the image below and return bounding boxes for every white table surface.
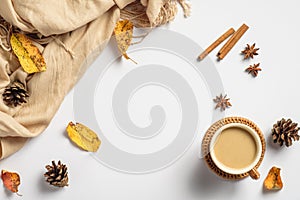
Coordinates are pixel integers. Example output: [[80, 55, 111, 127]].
[[1, 0, 300, 199]]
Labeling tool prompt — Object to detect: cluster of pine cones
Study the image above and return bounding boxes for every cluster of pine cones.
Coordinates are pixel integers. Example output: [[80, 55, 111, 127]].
[[2, 83, 69, 187]]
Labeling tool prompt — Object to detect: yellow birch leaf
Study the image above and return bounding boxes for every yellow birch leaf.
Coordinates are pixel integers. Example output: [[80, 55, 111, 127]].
[[10, 33, 46, 74], [114, 20, 137, 64], [66, 122, 101, 152]]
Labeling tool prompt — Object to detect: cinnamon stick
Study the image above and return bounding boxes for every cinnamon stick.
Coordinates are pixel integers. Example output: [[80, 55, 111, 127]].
[[198, 28, 235, 60], [218, 24, 249, 60]]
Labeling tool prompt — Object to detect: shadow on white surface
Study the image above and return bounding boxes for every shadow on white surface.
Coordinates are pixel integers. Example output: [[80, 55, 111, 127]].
[[2, 187, 13, 199], [37, 174, 63, 194], [188, 159, 239, 199]]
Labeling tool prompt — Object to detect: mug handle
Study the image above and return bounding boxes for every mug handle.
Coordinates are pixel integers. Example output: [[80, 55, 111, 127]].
[[248, 168, 260, 180]]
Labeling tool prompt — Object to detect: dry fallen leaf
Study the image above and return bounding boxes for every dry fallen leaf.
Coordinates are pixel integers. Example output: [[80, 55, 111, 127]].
[[66, 122, 101, 152], [10, 33, 46, 74], [114, 20, 137, 64], [1, 170, 21, 196], [264, 166, 283, 191]]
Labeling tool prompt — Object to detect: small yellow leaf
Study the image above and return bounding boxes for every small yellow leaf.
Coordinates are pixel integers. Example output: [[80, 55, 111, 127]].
[[10, 33, 46, 74], [1, 170, 21, 196], [66, 122, 101, 152], [114, 20, 137, 64]]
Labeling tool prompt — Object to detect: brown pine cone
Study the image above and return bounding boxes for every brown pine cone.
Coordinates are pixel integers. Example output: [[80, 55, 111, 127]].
[[272, 118, 300, 147], [2, 81, 29, 107], [44, 160, 69, 187]]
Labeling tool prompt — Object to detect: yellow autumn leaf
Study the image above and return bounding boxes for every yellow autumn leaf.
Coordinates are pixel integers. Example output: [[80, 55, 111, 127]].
[[114, 20, 137, 64], [10, 33, 46, 74], [66, 122, 101, 152]]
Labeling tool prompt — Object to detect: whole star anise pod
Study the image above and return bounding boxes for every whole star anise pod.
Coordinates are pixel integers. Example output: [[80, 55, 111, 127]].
[[213, 94, 231, 111], [245, 63, 261, 77], [241, 43, 259, 59]]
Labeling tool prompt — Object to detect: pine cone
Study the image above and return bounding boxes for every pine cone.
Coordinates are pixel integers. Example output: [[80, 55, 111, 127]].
[[272, 118, 300, 147], [44, 160, 69, 187], [2, 81, 29, 107]]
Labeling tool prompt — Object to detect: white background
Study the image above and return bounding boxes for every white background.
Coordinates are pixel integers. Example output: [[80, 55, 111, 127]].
[[1, 0, 300, 199]]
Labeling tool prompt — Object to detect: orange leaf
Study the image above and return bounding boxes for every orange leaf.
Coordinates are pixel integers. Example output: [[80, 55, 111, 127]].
[[114, 20, 137, 64], [1, 170, 21, 195], [263, 166, 283, 191]]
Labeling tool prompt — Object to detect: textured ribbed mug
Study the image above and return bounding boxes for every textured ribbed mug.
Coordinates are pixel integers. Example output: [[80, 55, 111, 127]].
[[209, 123, 262, 179]]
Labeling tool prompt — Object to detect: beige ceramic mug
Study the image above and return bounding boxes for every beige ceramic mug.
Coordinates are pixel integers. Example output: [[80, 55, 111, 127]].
[[209, 123, 262, 179]]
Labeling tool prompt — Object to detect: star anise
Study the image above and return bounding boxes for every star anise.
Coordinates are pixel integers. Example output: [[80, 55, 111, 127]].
[[241, 43, 259, 59], [213, 94, 232, 111], [245, 63, 261, 77]]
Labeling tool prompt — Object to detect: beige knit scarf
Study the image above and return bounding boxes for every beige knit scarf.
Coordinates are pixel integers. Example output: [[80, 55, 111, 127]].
[[0, 0, 190, 159]]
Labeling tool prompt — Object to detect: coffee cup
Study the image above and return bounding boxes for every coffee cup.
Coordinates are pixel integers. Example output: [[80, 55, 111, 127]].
[[209, 123, 262, 179]]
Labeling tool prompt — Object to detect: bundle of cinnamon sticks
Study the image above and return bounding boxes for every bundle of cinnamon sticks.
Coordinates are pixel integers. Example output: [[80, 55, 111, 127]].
[[199, 24, 249, 60]]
